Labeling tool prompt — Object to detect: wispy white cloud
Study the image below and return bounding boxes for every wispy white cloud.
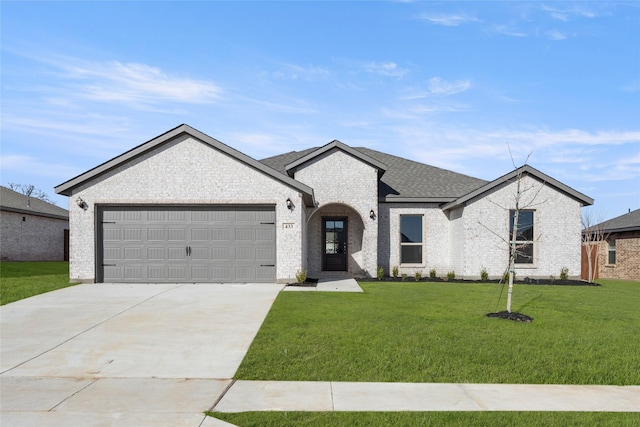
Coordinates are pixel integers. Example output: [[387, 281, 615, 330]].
[[427, 77, 471, 96], [269, 63, 330, 80], [492, 24, 527, 37], [417, 13, 480, 27], [540, 5, 597, 21], [61, 60, 221, 106], [364, 62, 409, 78], [546, 29, 568, 40]]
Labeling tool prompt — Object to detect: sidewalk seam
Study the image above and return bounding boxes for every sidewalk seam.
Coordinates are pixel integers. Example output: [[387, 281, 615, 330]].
[[208, 379, 236, 412], [460, 384, 488, 410], [330, 381, 335, 411]]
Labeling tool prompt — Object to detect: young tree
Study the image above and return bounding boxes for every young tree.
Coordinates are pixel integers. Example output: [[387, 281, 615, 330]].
[[8, 183, 56, 205], [581, 208, 608, 283], [479, 150, 545, 313]]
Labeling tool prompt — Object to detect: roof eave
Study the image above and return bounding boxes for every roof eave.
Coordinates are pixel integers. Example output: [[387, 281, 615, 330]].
[[442, 165, 594, 211], [379, 197, 456, 204], [54, 124, 316, 206], [0, 206, 69, 220]]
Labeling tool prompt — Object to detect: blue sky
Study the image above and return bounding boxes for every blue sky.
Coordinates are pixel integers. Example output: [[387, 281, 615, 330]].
[[2, 1, 639, 221]]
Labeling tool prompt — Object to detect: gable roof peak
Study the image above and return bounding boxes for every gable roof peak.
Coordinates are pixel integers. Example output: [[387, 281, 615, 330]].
[[442, 163, 594, 210], [284, 139, 387, 178]]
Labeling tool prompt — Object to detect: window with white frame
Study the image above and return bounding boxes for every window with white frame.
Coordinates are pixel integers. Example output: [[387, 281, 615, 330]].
[[509, 210, 534, 264], [608, 238, 616, 265], [400, 215, 423, 264]]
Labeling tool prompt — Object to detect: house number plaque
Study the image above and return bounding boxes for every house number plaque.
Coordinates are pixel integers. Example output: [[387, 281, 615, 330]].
[[283, 223, 294, 229]]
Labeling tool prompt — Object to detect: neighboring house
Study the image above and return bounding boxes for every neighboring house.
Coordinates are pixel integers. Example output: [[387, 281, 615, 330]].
[[582, 209, 640, 281], [55, 124, 593, 284], [0, 186, 69, 261]]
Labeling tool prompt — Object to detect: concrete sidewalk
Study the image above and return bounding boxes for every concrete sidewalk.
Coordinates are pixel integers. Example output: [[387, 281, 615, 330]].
[[283, 278, 364, 292], [212, 380, 640, 413]]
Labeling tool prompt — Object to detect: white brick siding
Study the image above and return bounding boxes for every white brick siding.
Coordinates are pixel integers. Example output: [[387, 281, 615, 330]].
[[379, 203, 451, 278], [452, 175, 583, 279], [67, 135, 304, 283], [294, 149, 379, 277]]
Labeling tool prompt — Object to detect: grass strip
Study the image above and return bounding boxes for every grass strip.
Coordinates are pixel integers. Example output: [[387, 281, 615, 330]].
[[209, 411, 640, 426], [1, 262, 78, 305]]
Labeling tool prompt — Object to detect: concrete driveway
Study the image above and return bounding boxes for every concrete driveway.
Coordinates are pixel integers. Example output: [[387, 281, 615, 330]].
[[1, 283, 282, 426]]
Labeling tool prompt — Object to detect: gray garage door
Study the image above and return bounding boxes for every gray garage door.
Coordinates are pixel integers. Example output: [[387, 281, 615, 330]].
[[98, 206, 276, 283]]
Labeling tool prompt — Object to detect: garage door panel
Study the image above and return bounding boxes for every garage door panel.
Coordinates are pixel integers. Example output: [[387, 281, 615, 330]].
[[167, 211, 187, 222], [168, 228, 186, 241], [124, 266, 143, 280], [123, 228, 142, 241], [103, 266, 121, 281], [147, 228, 166, 240], [256, 266, 275, 281], [124, 247, 142, 260], [255, 247, 275, 261], [191, 247, 210, 260], [191, 228, 210, 240], [99, 206, 276, 283], [235, 228, 253, 241]]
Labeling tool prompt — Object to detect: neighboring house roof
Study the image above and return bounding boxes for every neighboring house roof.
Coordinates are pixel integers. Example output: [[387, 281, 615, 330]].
[[0, 186, 69, 220], [54, 124, 316, 207], [442, 164, 594, 211], [261, 147, 489, 203], [587, 208, 640, 234]]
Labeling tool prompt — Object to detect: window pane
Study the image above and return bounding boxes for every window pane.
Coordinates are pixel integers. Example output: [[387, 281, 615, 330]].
[[401, 216, 422, 243], [608, 240, 616, 264], [510, 210, 534, 241], [514, 243, 534, 264], [401, 245, 422, 264]]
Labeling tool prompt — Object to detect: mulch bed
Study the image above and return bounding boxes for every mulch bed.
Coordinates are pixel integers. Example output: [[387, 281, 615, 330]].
[[485, 311, 534, 322], [286, 278, 319, 287], [366, 277, 600, 286]]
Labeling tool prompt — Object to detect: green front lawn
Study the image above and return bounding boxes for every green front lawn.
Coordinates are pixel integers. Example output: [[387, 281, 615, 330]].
[[0, 261, 78, 305], [211, 411, 639, 427], [214, 279, 639, 425], [235, 280, 640, 385]]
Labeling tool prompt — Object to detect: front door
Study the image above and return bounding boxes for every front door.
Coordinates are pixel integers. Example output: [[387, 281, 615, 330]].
[[323, 217, 348, 271]]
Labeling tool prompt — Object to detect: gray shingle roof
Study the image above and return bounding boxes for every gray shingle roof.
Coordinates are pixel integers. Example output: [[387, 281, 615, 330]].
[[591, 208, 640, 233], [261, 146, 489, 202], [0, 186, 69, 219]]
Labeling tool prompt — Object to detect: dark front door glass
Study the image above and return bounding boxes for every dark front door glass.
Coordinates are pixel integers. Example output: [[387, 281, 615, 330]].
[[323, 218, 348, 271]]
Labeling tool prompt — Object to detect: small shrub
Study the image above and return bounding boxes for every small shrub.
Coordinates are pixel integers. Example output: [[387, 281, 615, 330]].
[[414, 270, 422, 281], [376, 266, 384, 280], [429, 268, 437, 278], [295, 269, 307, 284], [480, 267, 489, 281], [392, 266, 399, 278], [447, 271, 456, 281], [401, 273, 407, 281], [560, 267, 569, 280], [549, 275, 556, 283]]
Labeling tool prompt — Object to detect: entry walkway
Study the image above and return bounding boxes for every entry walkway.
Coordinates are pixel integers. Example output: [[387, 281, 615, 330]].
[[211, 380, 640, 413]]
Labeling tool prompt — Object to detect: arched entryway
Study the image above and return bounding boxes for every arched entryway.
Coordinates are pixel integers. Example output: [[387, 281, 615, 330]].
[[306, 203, 366, 278]]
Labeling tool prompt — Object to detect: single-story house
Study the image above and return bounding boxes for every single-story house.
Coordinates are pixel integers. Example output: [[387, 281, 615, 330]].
[[582, 208, 640, 281], [0, 186, 69, 261], [55, 124, 593, 283]]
